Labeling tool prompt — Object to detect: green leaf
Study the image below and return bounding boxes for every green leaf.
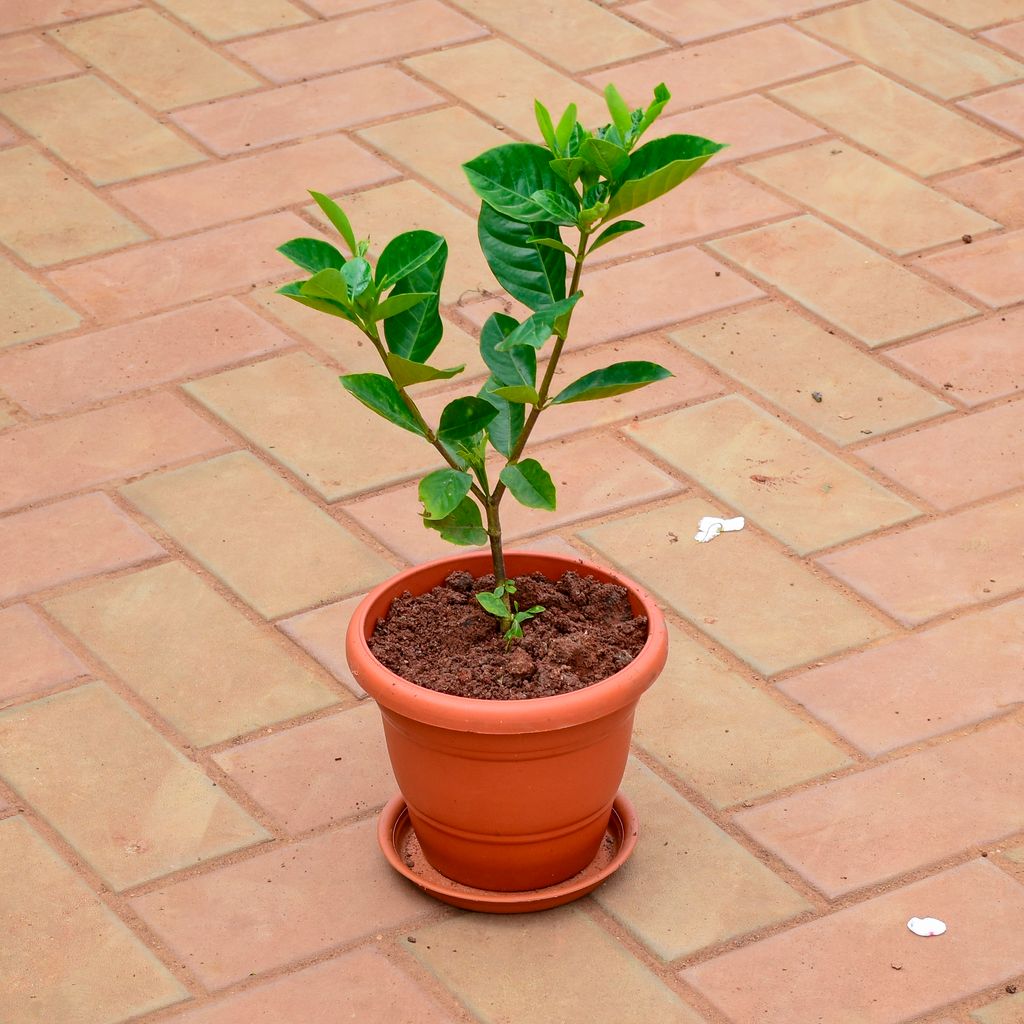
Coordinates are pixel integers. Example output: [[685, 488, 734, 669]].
[[419, 468, 473, 520], [604, 83, 633, 136], [310, 191, 357, 255], [529, 189, 578, 225], [534, 99, 557, 151], [383, 238, 447, 362], [422, 496, 488, 547], [385, 352, 464, 388], [492, 385, 540, 404], [480, 313, 536, 389], [606, 134, 725, 219], [373, 290, 435, 321], [301, 269, 353, 307], [479, 376, 524, 458], [554, 103, 578, 151], [437, 396, 498, 442], [339, 373, 426, 436], [588, 219, 644, 254], [342, 257, 373, 300], [477, 203, 566, 312], [276, 281, 356, 322], [527, 236, 574, 255], [500, 459, 556, 510], [635, 82, 671, 139], [277, 237, 345, 274], [376, 230, 445, 290], [463, 143, 579, 222], [580, 136, 629, 180], [551, 360, 673, 404], [476, 591, 509, 617], [495, 293, 581, 351], [549, 156, 586, 187]]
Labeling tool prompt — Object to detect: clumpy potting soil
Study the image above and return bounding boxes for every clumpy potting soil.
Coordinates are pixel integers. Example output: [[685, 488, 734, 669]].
[[369, 570, 648, 700]]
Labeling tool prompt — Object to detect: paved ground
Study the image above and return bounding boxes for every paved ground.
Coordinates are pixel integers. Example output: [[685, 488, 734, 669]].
[[1, 0, 1024, 1021]]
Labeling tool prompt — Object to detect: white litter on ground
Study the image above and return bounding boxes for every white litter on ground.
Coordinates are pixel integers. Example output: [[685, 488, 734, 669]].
[[907, 917, 947, 936], [694, 515, 746, 543]]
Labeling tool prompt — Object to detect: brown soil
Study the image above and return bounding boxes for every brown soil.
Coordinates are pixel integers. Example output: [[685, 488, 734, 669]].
[[369, 570, 648, 700]]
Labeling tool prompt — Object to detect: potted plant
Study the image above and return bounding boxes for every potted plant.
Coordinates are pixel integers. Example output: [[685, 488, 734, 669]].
[[276, 84, 725, 910]]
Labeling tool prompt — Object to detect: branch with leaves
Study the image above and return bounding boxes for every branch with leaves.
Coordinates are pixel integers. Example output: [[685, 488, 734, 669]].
[[276, 83, 725, 634]]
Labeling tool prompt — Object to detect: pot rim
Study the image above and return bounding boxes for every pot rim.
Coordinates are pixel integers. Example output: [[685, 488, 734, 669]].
[[345, 549, 668, 734]]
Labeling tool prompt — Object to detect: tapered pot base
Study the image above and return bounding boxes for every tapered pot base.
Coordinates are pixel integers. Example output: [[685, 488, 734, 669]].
[[379, 792, 638, 914]]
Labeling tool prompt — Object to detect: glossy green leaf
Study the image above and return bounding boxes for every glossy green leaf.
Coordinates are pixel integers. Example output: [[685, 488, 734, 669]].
[[277, 237, 345, 274], [477, 202, 566, 312], [309, 191, 357, 255], [554, 103, 578, 151], [463, 143, 579, 222], [534, 99, 557, 151], [373, 290, 435, 321], [342, 257, 373, 300], [339, 373, 425, 436], [385, 352, 464, 388], [422, 496, 487, 547], [526, 236, 574, 255], [301, 269, 353, 307], [479, 313, 536, 389], [635, 82, 671, 139], [419, 468, 473, 520], [383, 238, 447, 362], [479, 376, 524, 458], [437, 396, 498, 442], [492, 385, 540, 404], [579, 136, 629, 179], [375, 230, 445, 289], [551, 360, 673, 404], [276, 281, 356, 322], [588, 219, 644, 254], [604, 83, 633, 136], [606, 134, 725, 219], [495, 293, 581, 351], [549, 156, 586, 187], [529, 189, 578, 225], [476, 591, 508, 617], [500, 459, 556, 510]]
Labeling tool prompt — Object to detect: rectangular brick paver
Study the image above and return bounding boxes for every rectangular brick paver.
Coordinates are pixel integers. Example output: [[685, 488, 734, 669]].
[[121, 451, 394, 618], [153, 0, 310, 40], [0, 605, 87, 706], [0, 0, 135, 33], [625, 0, 835, 43], [0, 255, 79, 348], [0, 817, 187, 1024], [0, 682, 269, 890], [941, 156, 1024, 228], [974, 990, 1024, 1023], [919, 0, 1024, 27], [0, 34, 78, 90], [278, 595, 366, 698], [46, 561, 340, 747], [923, 228, 1024, 308], [961, 82, 1024, 138]]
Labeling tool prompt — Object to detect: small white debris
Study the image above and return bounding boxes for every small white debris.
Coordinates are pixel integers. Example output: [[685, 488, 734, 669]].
[[907, 916, 946, 937], [694, 515, 745, 543]]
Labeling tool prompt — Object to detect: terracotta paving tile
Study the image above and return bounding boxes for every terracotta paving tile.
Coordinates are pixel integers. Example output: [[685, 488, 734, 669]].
[[918, 0, 1024, 27], [0, 33, 78, 89], [585, 25, 847, 109], [46, 562, 340, 748], [0, 493, 164, 603], [153, 0, 309, 40], [595, 759, 811, 960], [579, 497, 889, 675], [278, 595, 366, 698], [121, 451, 394, 619], [635, 624, 851, 807], [923, 228, 1024, 307], [50, 8, 258, 110], [628, 395, 919, 553], [304, 0, 394, 10], [817, 491, 1024, 625], [48, 211, 310, 321], [942, 156, 1024, 228], [0, 254, 79, 348], [305, 179, 493, 305], [446, 0, 663, 71], [184, 351, 434, 501], [226, 0, 487, 83], [961, 82, 1024, 137], [171, 67, 440, 156], [130, 817, 432, 989], [0, 146, 147, 266], [212, 704, 393, 832], [671, 302, 952, 444], [744, 142, 999, 255], [0, 0, 135, 32], [358, 106, 510, 208], [772, 65, 1019, 177], [684, 860, 1024, 1024], [985, 18, 1024, 54], [0, 682, 269, 890], [648, 94, 826, 162], [348, 434, 681, 564], [623, 0, 841, 42], [0, 75, 205, 185], [0, 298, 292, 416], [974, 991, 1024, 1023], [0, 392, 231, 513], [709, 216, 978, 346], [736, 722, 1024, 896], [0, 604, 87, 706], [157, 948, 457, 1024], [886, 308, 1024, 407], [0, 817, 187, 1024], [405, 38, 607, 140], [780, 598, 1024, 755], [801, 0, 1024, 99], [0, 121, 18, 147], [405, 905, 704, 1023], [859, 399, 1024, 509], [114, 136, 397, 237]]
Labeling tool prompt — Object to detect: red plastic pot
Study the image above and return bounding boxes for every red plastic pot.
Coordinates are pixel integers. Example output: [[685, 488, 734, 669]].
[[346, 549, 668, 892]]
